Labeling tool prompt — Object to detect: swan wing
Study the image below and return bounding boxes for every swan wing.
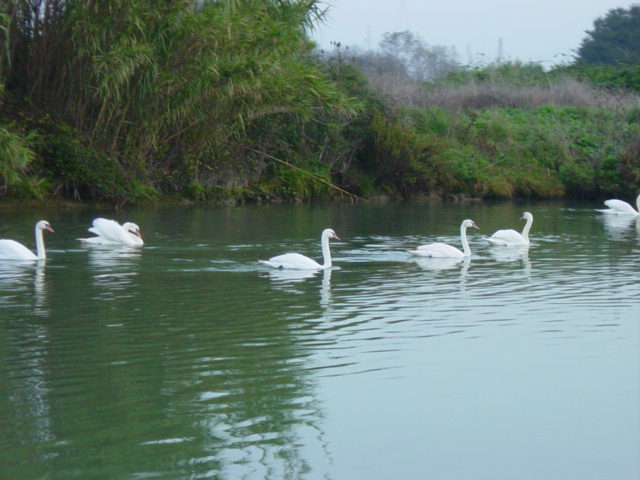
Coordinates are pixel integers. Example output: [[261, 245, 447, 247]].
[[260, 253, 322, 270], [90, 218, 128, 242], [0, 239, 37, 261], [486, 229, 528, 246], [602, 199, 638, 215], [409, 242, 464, 258], [91, 218, 141, 244], [78, 236, 119, 245]]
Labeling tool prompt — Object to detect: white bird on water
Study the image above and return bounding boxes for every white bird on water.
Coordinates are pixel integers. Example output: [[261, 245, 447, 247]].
[[486, 211, 534, 246], [409, 219, 479, 258], [78, 218, 144, 246], [597, 193, 640, 216], [0, 220, 55, 261], [259, 228, 340, 270]]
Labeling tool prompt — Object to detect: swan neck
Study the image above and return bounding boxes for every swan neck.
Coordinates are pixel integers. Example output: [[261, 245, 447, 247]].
[[636, 194, 640, 214], [521, 216, 533, 240], [321, 234, 332, 268], [35, 226, 46, 259], [460, 225, 471, 257]]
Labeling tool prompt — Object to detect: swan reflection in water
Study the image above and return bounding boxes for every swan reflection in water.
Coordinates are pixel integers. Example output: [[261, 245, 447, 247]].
[[85, 244, 142, 293], [488, 244, 530, 262], [0, 260, 49, 316], [413, 256, 468, 271], [262, 266, 333, 308], [265, 267, 321, 283], [413, 256, 472, 292], [33, 262, 48, 316], [601, 214, 640, 240], [488, 244, 531, 276], [320, 268, 332, 309]]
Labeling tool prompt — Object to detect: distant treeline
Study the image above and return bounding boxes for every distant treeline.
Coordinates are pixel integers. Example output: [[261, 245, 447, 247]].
[[0, 1, 638, 204]]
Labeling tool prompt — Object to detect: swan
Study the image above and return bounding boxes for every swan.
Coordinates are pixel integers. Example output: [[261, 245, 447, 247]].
[[409, 219, 479, 258], [78, 218, 144, 245], [259, 228, 340, 269], [0, 220, 55, 260], [597, 193, 640, 216], [486, 211, 533, 246]]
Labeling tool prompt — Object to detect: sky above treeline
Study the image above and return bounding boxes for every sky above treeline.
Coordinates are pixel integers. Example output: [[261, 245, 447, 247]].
[[312, 0, 636, 67]]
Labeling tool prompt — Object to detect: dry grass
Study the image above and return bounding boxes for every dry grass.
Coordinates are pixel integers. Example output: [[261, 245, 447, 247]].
[[368, 75, 640, 111]]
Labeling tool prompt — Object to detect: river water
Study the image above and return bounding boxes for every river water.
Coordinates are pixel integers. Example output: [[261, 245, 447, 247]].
[[0, 201, 638, 479]]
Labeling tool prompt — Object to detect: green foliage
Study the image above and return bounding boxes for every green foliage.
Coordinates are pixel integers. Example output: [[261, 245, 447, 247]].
[[26, 116, 156, 203], [559, 63, 640, 93], [0, 12, 10, 84], [1, 0, 356, 203], [0, 125, 36, 192], [576, 5, 640, 65], [398, 104, 638, 199], [437, 62, 549, 88], [1, 3, 638, 204], [354, 111, 435, 196]]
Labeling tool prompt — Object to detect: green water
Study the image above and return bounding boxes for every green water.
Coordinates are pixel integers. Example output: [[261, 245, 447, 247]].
[[1, 201, 638, 479]]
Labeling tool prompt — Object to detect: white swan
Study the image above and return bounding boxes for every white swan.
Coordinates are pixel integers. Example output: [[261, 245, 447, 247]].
[[409, 219, 479, 258], [259, 228, 340, 269], [486, 211, 533, 246], [597, 193, 640, 216], [0, 220, 55, 261], [78, 218, 144, 246]]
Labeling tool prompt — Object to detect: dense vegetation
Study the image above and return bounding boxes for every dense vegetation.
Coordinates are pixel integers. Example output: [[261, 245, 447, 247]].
[[0, 1, 638, 205]]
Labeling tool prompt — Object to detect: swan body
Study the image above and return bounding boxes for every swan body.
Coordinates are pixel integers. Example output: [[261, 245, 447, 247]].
[[260, 228, 340, 270], [597, 194, 640, 216], [0, 220, 54, 260], [78, 218, 144, 245], [486, 211, 533, 246], [409, 219, 479, 258]]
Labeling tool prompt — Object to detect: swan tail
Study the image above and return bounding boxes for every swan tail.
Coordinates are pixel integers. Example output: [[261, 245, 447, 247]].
[[485, 236, 507, 246], [259, 260, 280, 269]]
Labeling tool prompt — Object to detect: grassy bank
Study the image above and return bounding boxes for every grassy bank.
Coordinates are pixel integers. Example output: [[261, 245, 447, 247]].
[[2, 85, 638, 205], [1, 2, 638, 205]]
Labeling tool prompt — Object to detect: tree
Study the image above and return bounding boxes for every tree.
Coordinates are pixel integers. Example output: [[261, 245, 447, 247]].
[[576, 5, 640, 65], [1, 0, 357, 201], [379, 31, 458, 82]]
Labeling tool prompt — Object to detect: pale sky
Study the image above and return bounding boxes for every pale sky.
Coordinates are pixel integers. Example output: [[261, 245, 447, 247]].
[[312, 0, 637, 67]]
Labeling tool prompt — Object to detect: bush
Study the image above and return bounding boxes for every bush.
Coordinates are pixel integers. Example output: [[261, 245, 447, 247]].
[[29, 120, 155, 203], [400, 104, 639, 199], [0, 124, 46, 198]]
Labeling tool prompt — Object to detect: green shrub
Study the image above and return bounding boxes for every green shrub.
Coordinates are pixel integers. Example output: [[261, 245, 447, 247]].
[[0, 125, 47, 198]]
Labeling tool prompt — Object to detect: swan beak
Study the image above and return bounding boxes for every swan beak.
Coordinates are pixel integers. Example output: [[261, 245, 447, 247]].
[[46, 226, 55, 233], [333, 234, 341, 241], [135, 231, 143, 239], [472, 223, 479, 230]]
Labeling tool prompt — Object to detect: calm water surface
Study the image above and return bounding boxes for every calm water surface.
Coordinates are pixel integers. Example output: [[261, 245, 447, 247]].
[[0, 201, 638, 479]]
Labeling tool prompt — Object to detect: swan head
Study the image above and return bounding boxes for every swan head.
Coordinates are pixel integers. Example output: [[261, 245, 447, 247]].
[[36, 220, 55, 233], [520, 212, 533, 222], [122, 222, 142, 239], [462, 219, 479, 230], [322, 228, 341, 241]]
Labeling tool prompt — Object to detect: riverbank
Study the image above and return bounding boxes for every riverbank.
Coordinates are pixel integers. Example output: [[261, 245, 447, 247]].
[[1, 3, 638, 206]]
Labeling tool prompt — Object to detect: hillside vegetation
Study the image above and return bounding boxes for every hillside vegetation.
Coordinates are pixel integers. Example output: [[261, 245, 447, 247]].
[[0, 1, 638, 204]]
